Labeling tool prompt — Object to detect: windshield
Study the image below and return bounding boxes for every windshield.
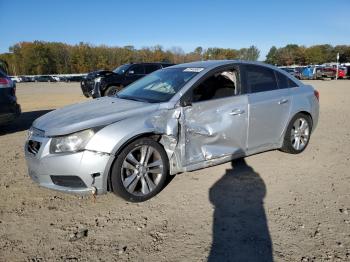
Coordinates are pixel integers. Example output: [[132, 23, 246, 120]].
[[117, 68, 200, 103], [113, 64, 130, 74]]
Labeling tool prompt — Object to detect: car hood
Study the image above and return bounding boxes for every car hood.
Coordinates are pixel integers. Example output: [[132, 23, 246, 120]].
[[33, 97, 159, 137], [85, 70, 116, 80]]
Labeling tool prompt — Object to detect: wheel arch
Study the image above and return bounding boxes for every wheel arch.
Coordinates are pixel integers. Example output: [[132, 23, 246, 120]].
[[279, 110, 314, 148], [106, 132, 162, 192], [297, 111, 313, 130], [101, 83, 123, 95]]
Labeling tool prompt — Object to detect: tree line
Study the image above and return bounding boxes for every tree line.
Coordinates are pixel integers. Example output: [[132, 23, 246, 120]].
[[0, 41, 260, 75], [1, 41, 349, 76], [266, 44, 350, 66]]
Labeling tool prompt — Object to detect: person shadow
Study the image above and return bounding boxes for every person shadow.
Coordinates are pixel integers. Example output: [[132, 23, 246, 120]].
[[208, 158, 273, 262]]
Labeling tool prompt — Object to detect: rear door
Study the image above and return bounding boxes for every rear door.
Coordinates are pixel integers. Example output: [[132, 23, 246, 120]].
[[144, 64, 161, 74], [241, 64, 292, 153], [124, 64, 145, 85]]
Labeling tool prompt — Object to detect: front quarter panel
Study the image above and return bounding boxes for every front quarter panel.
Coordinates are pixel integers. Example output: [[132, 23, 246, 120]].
[[85, 116, 155, 154], [85, 107, 181, 156]]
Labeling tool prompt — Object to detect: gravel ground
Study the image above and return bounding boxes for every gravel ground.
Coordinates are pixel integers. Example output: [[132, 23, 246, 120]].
[[0, 80, 349, 261]]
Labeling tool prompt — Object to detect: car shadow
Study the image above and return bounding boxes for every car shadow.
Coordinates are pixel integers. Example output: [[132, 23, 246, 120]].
[[208, 158, 273, 262], [0, 110, 52, 136]]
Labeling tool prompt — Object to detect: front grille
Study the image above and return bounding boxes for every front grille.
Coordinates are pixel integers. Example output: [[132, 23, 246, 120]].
[[28, 140, 41, 155], [82, 80, 94, 91], [51, 176, 87, 188]]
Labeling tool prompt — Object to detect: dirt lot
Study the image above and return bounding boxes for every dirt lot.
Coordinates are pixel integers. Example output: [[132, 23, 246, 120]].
[[0, 80, 349, 261]]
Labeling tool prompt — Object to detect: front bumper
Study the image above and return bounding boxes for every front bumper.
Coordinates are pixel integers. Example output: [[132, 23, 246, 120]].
[[25, 131, 114, 195], [80, 80, 101, 98]]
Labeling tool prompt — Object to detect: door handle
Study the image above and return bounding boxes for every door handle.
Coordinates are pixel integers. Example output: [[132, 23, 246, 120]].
[[278, 98, 289, 105], [229, 109, 245, 116]]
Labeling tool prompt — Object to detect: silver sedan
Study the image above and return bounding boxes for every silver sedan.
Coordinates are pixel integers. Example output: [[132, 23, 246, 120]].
[[25, 60, 319, 202]]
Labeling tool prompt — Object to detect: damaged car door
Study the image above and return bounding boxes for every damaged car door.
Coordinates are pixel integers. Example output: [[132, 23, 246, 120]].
[[182, 66, 248, 166]]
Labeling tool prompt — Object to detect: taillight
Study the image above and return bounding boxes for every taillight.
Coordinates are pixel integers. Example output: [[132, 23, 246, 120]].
[[0, 77, 10, 85], [314, 90, 319, 101]]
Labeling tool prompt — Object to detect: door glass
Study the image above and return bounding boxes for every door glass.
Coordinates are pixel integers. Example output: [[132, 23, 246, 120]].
[[192, 69, 238, 103], [130, 65, 145, 75], [245, 65, 278, 93], [145, 64, 161, 74], [276, 71, 298, 88]]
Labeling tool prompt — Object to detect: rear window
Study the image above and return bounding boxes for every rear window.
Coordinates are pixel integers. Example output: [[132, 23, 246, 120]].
[[276, 71, 298, 88], [244, 65, 278, 93]]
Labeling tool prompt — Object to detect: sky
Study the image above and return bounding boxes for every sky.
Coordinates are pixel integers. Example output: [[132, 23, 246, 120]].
[[1, 0, 349, 59]]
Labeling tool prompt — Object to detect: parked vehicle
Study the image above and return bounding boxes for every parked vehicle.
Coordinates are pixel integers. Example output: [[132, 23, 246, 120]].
[[345, 66, 350, 79], [51, 76, 60, 82], [10, 76, 22, 83], [0, 70, 21, 125], [20, 76, 34, 82], [316, 67, 346, 79], [301, 66, 322, 80], [280, 67, 300, 79], [81, 62, 174, 98], [294, 67, 305, 79], [35, 75, 57, 82], [25, 60, 319, 202], [66, 75, 84, 82]]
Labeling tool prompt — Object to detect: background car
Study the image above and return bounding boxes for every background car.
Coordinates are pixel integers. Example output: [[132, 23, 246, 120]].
[[280, 67, 300, 79], [9, 76, 22, 83], [316, 67, 345, 79], [66, 75, 84, 82], [19, 76, 34, 82], [26, 60, 319, 202], [0, 69, 21, 125], [81, 62, 174, 98], [35, 75, 57, 82]]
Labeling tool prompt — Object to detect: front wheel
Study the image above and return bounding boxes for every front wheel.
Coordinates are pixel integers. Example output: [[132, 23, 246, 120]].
[[281, 113, 312, 154], [110, 138, 169, 202], [104, 85, 122, 97]]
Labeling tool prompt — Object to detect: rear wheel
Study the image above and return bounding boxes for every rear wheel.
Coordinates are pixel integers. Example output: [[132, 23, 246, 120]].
[[104, 85, 122, 96], [110, 138, 169, 202], [281, 113, 312, 154]]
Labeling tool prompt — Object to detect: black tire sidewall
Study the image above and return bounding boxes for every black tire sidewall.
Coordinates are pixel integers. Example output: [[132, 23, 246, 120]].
[[105, 86, 122, 96], [110, 138, 169, 202], [282, 113, 312, 154]]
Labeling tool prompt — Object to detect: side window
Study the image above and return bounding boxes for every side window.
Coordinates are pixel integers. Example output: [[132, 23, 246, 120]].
[[276, 71, 299, 89], [129, 65, 145, 75], [191, 68, 238, 103], [245, 65, 278, 93], [144, 64, 161, 74]]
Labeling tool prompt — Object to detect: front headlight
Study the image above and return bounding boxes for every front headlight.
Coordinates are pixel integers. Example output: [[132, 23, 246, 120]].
[[50, 129, 95, 154]]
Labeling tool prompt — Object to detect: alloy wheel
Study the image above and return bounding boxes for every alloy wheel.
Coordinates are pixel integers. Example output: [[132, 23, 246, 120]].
[[121, 145, 164, 196], [290, 117, 310, 151]]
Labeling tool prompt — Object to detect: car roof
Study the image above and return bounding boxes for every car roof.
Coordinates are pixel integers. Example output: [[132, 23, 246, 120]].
[[169, 60, 278, 70]]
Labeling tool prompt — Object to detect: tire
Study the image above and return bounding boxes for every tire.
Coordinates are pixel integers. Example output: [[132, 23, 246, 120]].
[[281, 113, 312, 154], [110, 138, 169, 202], [104, 85, 122, 97]]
